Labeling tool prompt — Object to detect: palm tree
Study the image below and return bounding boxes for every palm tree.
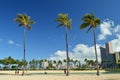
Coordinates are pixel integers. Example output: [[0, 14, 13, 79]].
[[84, 58, 88, 64], [53, 60, 57, 69], [101, 60, 107, 69], [80, 13, 100, 75], [56, 13, 72, 76], [14, 13, 35, 75], [57, 60, 63, 69]]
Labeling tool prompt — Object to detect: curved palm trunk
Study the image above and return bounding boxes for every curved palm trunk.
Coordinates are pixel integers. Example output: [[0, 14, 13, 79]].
[[93, 29, 99, 76], [65, 27, 69, 76], [22, 28, 26, 76]]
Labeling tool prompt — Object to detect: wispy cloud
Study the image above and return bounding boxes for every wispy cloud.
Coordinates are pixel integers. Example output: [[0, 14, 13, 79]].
[[15, 43, 21, 47], [8, 40, 14, 45], [98, 19, 113, 40], [8, 40, 21, 47], [113, 25, 120, 33], [112, 34, 120, 52], [98, 19, 120, 41], [50, 51, 66, 60]]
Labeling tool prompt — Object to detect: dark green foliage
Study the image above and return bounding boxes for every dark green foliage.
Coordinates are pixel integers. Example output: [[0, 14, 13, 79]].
[[0, 56, 26, 70], [14, 13, 35, 30], [56, 13, 72, 29]]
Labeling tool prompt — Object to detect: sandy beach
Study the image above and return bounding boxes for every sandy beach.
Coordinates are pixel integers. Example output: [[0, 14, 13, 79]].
[[0, 70, 120, 80]]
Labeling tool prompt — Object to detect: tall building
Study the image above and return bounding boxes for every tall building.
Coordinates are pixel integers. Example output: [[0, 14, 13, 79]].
[[100, 47, 106, 61], [106, 42, 114, 54], [100, 41, 120, 68], [114, 52, 120, 64]]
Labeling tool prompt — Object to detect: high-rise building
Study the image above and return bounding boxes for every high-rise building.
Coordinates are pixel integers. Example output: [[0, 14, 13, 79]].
[[100, 47, 106, 61], [106, 42, 114, 54], [114, 52, 120, 64], [100, 41, 120, 68]]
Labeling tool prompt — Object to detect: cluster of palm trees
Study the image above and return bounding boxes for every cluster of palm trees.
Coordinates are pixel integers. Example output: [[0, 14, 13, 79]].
[[14, 13, 100, 76], [84, 58, 97, 69], [55, 13, 100, 76], [0, 56, 80, 70], [101, 60, 120, 69], [28, 59, 80, 70], [0, 56, 26, 70]]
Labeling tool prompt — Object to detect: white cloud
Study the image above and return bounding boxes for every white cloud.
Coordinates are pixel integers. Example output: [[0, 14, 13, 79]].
[[113, 25, 120, 33], [98, 19, 120, 41], [50, 50, 66, 60], [50, 44, 101, 64], [8, 40, 14, 45], [15, 43, 21, 47], [72, 44, 101, 63], [8, 40, 21, 47], [98, 19, 113, 40], [111, 34, 120, 52]]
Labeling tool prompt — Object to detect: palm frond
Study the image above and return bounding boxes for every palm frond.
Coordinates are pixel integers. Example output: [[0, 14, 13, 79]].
[[56, 13, 72, 29], [57, 24, 64, 28], [28, 20, 35, 24], [67, 25, 72, 29], [14, 13, 35, 29], [68, 19, 72, 24], [27, 25, 32, 30], [80, 23, 90, 30], [58, 14, 68, 21], [82, 17, 90, 23], [84, 14, 94, 20], [95, 18, 100, 26], [30, 20, 35, 24], [18, 23, 24, 26], [17, 14, 24, 19], [80, 13, 100, 32]]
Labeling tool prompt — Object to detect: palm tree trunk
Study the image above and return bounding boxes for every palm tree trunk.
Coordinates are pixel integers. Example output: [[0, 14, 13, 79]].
[[93, 29, 99, 76], [22, 28, 26, 76], [65, 27, 69, 76]]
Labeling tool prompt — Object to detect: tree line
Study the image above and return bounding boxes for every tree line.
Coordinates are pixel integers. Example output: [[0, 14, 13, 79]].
[[0, 56, 102, 70]]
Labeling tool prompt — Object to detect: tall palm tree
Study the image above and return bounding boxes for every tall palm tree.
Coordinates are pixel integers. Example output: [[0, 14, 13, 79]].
[[14, 13, 35, 75], [56, 13, 72, 76], [57, 60, 63, 69], [80, 13, 100, 75], [53, 60, 57, 69]]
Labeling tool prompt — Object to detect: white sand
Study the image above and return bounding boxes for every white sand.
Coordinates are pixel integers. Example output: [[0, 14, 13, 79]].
[[0, 70, 120, 80]]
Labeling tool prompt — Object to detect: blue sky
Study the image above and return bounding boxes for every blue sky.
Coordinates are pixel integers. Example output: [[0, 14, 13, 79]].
[[0, 0, 120, 63]]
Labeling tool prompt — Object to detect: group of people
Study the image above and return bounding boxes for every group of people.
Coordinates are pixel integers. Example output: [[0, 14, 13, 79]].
[[15, 70, 19, 75]]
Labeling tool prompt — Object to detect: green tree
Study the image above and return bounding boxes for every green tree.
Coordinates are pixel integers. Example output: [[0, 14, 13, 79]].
[[53, 60, 57, 69], [57, 60, 62, 69], [31, 59, 35, 69], [29, 61, 32, 70], [37, 60, 43, 69], [47, 60, 53, 69], [101, 60, 106, 69], [56, 13, 72, 76], [14, 13, 35, 75], [89, 60, 94, 67], [118, 60, 120, 68], [63, 59, 67, 63], [84, 59, 88, 64], [80, 13, 100, 75]]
